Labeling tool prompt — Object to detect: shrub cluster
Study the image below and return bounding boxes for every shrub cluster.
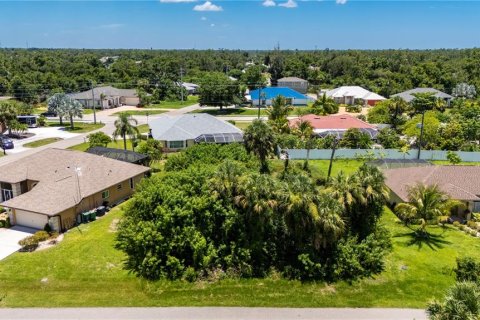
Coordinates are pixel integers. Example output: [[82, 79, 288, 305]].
[[117, 144, 391, 282], [18, 230, 58, 252]]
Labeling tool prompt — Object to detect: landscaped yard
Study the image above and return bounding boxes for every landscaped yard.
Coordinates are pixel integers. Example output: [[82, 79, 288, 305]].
[[148, 96, 198, 109], [111, 110, 167, 117], [46, 122, 104, 133], [0, 203, 478, 307], [191, 107, 268, 117], [137, 124, 150, 134], [23, 137, 63, 148], [234, 121, 252, 130], [271, 159, 364, 179], [68, 140, 134, 152]]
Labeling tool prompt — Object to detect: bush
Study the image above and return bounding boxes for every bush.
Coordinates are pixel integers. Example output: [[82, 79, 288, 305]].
[[44, 223, 52, 233], [455, 257, 480, 283], [37, 115, 46, 127], [18, 230, 55, 251], [453, 221, 460, 227], [467, 220, 477, 229], [346, 105, 362, 113]]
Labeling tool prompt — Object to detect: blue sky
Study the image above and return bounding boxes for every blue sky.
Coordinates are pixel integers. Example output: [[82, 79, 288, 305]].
[[0, 0, 479, 49]]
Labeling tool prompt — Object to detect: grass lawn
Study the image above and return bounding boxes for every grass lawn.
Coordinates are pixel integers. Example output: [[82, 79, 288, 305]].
[[271, 159, 364, 180], [111, 110, 167, 117], [191, 107, 268, 117], [68, 140, 134, 152], [431, 161, 480, 166], [148, 96, 198, 109], [47, 121, 105, 133], [137, 124, 150, 134], [23, 137, 63, 148], [0, 202, 478, 308], [234, 121, 252, 130]]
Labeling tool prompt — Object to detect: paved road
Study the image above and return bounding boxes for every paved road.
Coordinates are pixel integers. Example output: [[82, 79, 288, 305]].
[[0, 104, 200, 166], [0, 307, 427, 320]]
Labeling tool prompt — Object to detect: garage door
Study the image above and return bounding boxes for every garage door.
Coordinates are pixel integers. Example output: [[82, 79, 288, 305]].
[[14, 210, 48, 230], [123, 97, 139, 106]]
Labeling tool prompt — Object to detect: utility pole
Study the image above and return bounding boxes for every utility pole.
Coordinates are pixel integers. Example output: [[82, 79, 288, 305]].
[[180, 67, 184, 102], [257, 86, 262, 119], [417, 111, 425, 159], [91, 82, 97, 124]]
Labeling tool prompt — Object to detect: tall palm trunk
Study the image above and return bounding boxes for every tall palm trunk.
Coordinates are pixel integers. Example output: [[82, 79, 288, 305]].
[[69, 115, 74, 130], [123, 133, 127, 150]]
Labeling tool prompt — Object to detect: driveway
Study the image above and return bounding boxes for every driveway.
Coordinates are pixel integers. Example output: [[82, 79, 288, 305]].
[[8, 127, 80, 154], [0, 226, 36, 260]]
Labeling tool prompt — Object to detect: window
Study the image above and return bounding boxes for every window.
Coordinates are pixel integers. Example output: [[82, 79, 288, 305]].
[[116, 184, 122, 191], [101, 190, 110, 199], [129, 178, 134, 190], [168, 141, 185, 149]]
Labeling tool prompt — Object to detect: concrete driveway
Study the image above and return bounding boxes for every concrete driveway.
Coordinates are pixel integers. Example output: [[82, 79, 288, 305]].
[[0, 226, 36, 260], [7, 127, 80, 154]]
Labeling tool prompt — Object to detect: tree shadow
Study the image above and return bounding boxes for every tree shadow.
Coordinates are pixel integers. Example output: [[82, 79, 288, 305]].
[[394, 230, 452, 251]]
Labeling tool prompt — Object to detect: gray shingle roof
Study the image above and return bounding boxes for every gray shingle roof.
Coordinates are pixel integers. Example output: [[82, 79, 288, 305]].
[[67, 86, 137, 100], [278, 77, 308, 83], [391, 88, 453, 102], [383, 166, 480, 202], [150, 114, 242, 142]]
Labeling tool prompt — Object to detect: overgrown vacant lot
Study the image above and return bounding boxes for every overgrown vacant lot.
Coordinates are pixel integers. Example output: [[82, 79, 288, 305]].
[[1, 199, 480, 307]]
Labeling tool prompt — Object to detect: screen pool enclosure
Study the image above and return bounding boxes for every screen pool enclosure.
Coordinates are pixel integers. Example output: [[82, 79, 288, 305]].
[[194, 133, 243, 144]]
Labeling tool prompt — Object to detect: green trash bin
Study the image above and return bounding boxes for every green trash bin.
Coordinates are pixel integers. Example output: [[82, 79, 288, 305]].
[[81, 212, 90, 223], [89, 210, 96, 222]]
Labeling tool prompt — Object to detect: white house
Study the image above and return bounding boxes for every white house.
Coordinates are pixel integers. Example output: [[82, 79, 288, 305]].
[[150, 114, 243, 151], [277, 77, 309, 94], [322, 86, 386, 106], [68, 86, 140, 109]]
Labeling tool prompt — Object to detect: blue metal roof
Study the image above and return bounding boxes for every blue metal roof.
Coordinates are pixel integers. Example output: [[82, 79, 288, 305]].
[[250, 87, 309, 100]]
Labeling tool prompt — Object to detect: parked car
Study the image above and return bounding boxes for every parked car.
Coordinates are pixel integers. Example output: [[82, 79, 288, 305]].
[[0, 136, 14, 150], [41, 111, 57, 117]]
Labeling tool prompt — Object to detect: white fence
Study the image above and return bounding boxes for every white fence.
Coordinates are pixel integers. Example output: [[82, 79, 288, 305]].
[[282, 148, 480, 162]]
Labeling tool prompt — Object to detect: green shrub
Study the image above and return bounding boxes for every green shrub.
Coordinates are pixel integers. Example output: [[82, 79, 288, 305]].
[[346, 105, 362, 113], [44, 223, 52, 233], [453, 221, 460, 227], [455, 257, 480, 282], [467, 221, 477, 229], [18, 236, 39, 251], [34, 231, 50, 242]]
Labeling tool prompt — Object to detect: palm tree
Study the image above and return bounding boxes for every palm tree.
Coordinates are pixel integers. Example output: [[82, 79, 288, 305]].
[[266, 95, 293, 134], [395, 184, 448, 235], [295, 118, 314, 170], [279, 175, 345, 249], [386, 96, 409, 131], [312, 93, 337, 115], [47, 93, 69, 125], [113, 113, 140, 150], [243, 120, 276, 174], [234, 173, 278, 219], [326, 171, 363, 211], [427, 282, 480, 320], [209, 160, 245, 199], [64, 97, 84, 130]]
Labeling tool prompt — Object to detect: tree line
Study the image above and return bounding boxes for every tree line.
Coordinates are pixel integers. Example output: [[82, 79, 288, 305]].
[[2, 48, 480, 103]]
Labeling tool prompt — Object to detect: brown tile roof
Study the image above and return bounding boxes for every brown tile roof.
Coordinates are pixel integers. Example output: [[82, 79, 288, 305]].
[[383, 166, 480, 202], [0, 148, 150, 216]]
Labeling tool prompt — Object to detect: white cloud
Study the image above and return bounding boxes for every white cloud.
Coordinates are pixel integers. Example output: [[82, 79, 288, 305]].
[[279, 0, 297, 8], [336, 0, 347, 4], [201, 16, 207, 20], [210, 23, 215, 27], [193, 1, 223, 11], [262, 0, 276, 7], [160, 0, 197, 2]]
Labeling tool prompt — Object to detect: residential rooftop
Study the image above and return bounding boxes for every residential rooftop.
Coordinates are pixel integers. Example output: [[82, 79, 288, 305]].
[[391, 88, 453, 102], [0, 148, 149, 216]]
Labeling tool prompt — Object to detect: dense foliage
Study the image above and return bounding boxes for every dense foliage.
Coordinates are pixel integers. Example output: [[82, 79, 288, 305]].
[[3, 48, 480, 103], [117, 143, 391, 282]]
